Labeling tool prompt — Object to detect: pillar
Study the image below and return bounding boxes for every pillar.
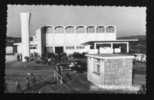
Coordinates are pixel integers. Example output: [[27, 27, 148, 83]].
[[94, 43, 98, 54], [126, 42, 129, 53], [20, 12, 31, 62], [53, 46, 55, 53], [111, 42, 114, 53], [94, 43, 96, 49], [111, 43, 113, 49]]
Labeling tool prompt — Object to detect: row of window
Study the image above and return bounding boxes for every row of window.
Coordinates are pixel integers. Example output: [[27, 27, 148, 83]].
[[65, 46, 85, 50], [45, 26, 115, 33], [90, 44, 112, 49]]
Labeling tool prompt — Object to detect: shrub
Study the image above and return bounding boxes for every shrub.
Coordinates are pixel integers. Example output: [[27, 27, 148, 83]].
[[60, 53, 69, 64], [71, 52, 86, 59], [48, 53, 56, 58], [137, 84, 146, 94]]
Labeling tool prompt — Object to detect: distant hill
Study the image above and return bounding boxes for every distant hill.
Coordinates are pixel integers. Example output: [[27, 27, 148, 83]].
[[6, 37, 21, 46], [118, 35, 146, 54], [6, 37, 34, 46], [117, 35, 146, 40]]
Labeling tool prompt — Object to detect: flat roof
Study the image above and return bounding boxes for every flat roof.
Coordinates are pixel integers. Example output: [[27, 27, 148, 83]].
[[86, 54, 134, 59], [82, 39, 138, 45]]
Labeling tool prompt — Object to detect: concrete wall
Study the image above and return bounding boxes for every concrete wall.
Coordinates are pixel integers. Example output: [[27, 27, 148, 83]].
[[103, 59, 133, 86], [34, 25, 117, 55], [87, 57, 103, 85], [5, 54, 17, 63], [17, 44, 22, 54], [46, 33, 116, 47], [45, 33, 116, 54], [87, 55, 133, 87]]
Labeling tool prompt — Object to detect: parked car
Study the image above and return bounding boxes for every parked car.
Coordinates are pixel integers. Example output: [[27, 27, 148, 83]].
[[134, 53, 146, 63], [68, 59, 87, 73]]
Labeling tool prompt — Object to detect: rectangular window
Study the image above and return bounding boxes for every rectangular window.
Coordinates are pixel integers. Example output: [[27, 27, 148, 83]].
[[87, 26, 95, 33], [76, 26, 85, 33], [54, 26, 64, 33], [93, 59, 101, 75], [76, 46, 85, 49], [65, 26, 74, 33], [66, 46, 74, 50], [90, 44, 94, 49], [30, 47, 36, 49], [96, 26, 105, 33], [106, 26, 115, 33]]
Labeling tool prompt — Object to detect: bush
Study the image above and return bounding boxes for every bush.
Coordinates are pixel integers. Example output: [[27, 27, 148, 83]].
[[60, 53, 69, 64], [137, 85, 146, 94], [48, 53, 56, 58]]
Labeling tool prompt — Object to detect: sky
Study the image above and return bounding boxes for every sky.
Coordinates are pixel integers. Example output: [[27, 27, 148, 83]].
[[7, 5, 146, 37]]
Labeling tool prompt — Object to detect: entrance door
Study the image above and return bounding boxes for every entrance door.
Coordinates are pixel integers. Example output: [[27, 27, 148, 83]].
[[55, 46, 64, 54], [121, 44, 127, 53]]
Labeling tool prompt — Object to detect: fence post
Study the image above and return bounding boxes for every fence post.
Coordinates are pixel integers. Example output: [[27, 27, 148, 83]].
[[60, 76, 63, 84]]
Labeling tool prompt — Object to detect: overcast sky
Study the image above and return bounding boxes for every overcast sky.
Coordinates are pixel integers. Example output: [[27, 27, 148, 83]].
[[7, 5, 146, 37]]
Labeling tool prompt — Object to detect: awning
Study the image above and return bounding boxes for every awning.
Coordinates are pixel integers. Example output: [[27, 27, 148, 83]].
[[81, 39, 138, 45]]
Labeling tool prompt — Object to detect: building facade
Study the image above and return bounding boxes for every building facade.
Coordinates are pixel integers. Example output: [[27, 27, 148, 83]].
[[33, 25, 118, 56], [15, 24, 137, 58]]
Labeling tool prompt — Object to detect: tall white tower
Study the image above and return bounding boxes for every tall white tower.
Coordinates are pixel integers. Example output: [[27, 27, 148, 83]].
[[20, 12, 31, 62]]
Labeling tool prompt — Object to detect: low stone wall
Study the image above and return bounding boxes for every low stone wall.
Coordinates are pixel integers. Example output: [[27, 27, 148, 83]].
[[5, 54, 17, 63]]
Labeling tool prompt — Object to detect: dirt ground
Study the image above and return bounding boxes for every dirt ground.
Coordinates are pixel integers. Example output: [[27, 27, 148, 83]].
[[5, 59, 146, 93]]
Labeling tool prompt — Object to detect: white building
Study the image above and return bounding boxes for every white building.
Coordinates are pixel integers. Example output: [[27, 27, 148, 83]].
[[15, 24, 138, 57], [14, 12, 138, 61], [31, 25, 138, 56]]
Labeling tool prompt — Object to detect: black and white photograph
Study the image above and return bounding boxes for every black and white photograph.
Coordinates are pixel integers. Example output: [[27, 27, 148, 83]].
[[5, 5, 146, 94]]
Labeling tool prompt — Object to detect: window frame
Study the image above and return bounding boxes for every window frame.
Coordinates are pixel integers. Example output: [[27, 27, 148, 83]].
[[65, 26, 74, 33], [93, 58, 101, 75], [54, 26, 64, 33], [66, 46, 75, 50], [106, 26, 115, 33], [87, 26, 95, 33], [76, 26, 85, 33], [76, 46, 85, 49], [46, 26, 53, 33], [96, 26, 105, 33], [90, 44, 94, 49]]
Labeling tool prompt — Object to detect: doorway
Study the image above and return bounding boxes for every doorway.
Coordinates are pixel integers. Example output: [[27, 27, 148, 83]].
[[113, 44, 126, 54], [55, 46, 64, 54]]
